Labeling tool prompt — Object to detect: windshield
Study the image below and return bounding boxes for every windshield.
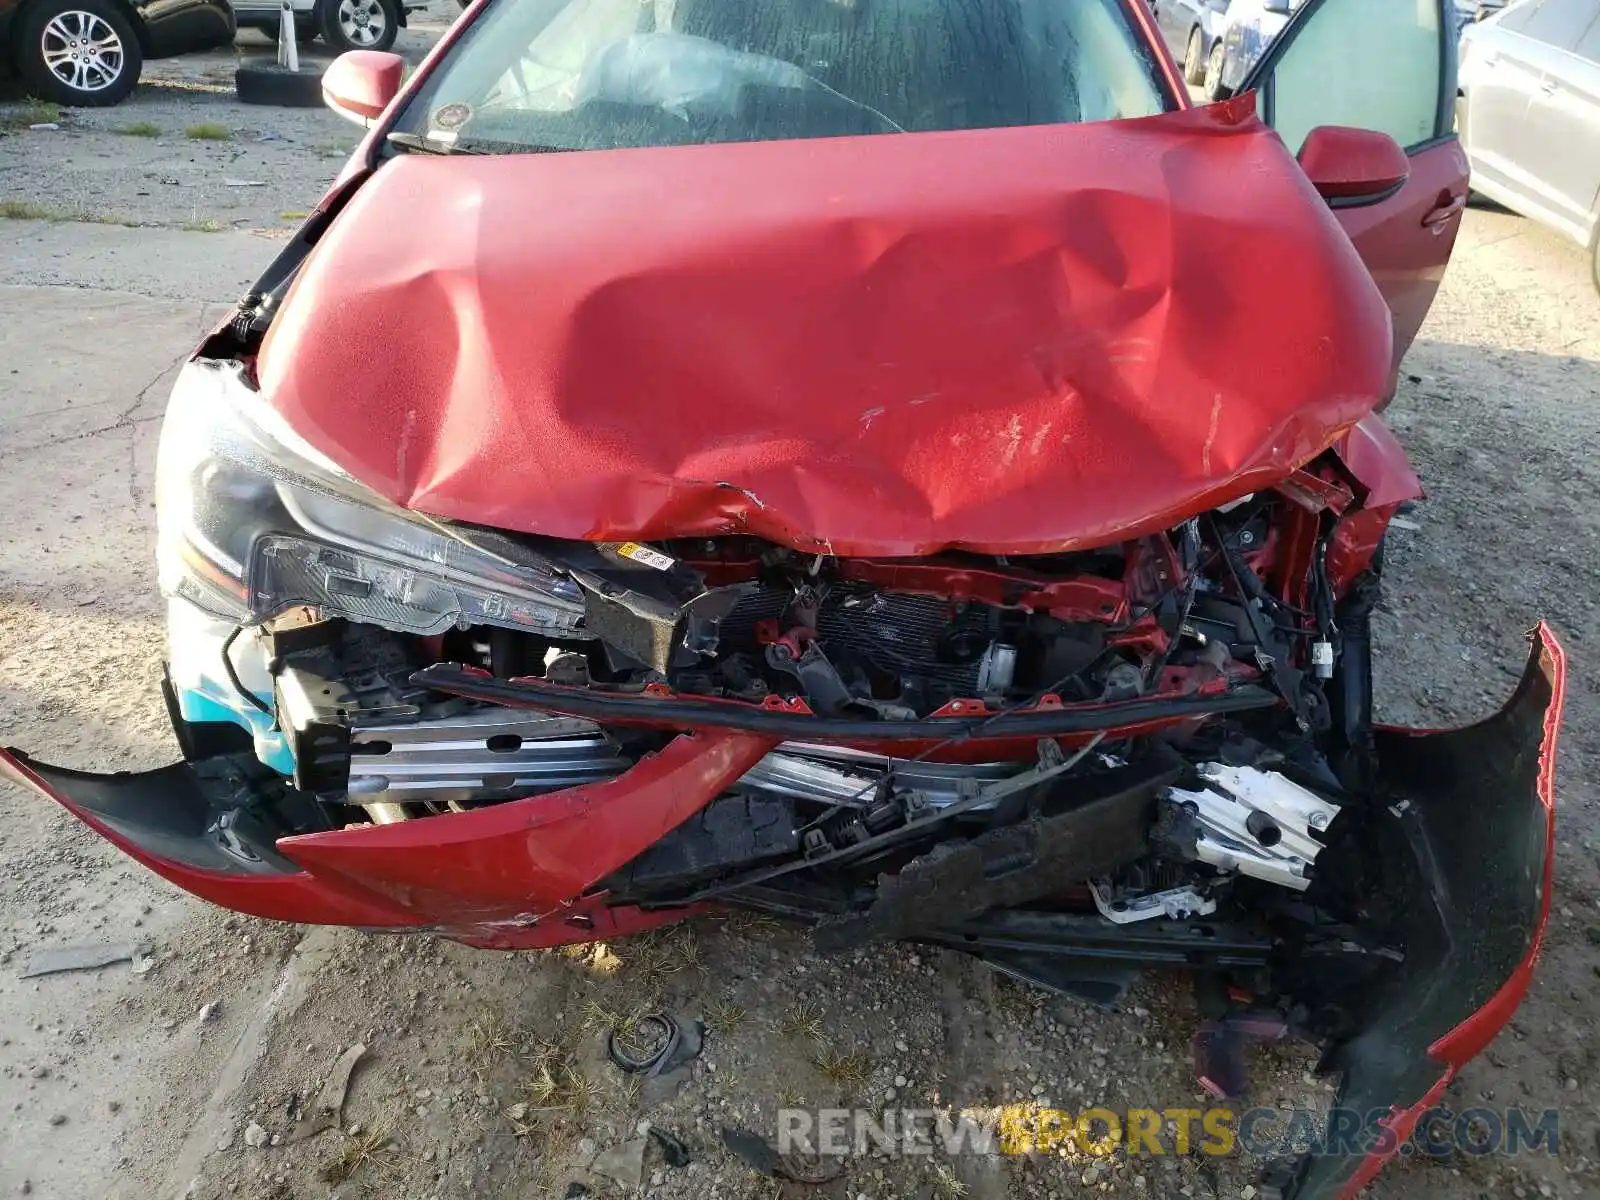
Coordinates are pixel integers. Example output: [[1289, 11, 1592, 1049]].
[[395, 0, 1173, 154]]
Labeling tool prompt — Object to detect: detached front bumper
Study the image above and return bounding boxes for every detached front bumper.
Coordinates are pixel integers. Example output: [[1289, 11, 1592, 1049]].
[[0, 626, 1567, 1200], [0, 717, 770, 947]]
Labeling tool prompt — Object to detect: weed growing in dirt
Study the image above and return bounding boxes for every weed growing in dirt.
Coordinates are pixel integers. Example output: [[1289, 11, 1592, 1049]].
[[319, 1125, 394, 1186], [463, 1017, 513, 1086], [185, 122, 231, 141], [182, 219, 224, 233], [280, 210, 310, 220], [811, 1046, 871, 1090], [778, 1001, 826, 1041], [0, 101, 61, 129], [117, 122, 161, 137], [0, 200, 139, 226], [934, 1163, 971, 1196], [704, 996, 748, 1030]]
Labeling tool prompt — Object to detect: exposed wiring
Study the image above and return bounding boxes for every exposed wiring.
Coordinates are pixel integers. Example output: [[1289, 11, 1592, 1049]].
[[221, 624, 274, 716]]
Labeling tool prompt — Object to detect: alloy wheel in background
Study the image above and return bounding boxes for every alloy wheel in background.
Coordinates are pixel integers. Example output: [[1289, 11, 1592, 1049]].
[[16, 0, 143, 106], [321, 0, 400, 52]]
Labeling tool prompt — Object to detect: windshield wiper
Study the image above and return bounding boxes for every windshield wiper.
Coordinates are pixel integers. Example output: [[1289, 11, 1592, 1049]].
[[384, 131, 486, 156], [385, 130, 570, 157]]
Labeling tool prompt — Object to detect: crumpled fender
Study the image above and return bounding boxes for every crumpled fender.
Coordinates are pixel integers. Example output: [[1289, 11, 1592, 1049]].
[[257, 97, 1393, 556], [1274, 622, 1565, 1200]]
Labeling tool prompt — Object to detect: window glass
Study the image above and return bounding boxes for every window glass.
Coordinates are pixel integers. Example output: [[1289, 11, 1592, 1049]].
[[1576, 14, 1600, 59], [395, 0, 1173, 155], [1518, 0, 1597, 47], [1268, 0, 1442, 151], [1496, 0, 1538, 33]]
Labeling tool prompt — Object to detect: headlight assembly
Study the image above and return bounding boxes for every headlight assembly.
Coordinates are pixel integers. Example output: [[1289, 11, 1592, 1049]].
[[155, 359, 586, 637]]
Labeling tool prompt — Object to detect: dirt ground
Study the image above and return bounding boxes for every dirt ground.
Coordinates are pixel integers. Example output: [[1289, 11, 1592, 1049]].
[[4, 28, 1600, 1200]]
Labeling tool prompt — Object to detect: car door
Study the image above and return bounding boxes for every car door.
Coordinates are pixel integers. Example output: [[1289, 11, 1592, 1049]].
[[1460, 2, 1550, 209], [1241, 0, 1468, 377], [1516, 4, 1600, 243]]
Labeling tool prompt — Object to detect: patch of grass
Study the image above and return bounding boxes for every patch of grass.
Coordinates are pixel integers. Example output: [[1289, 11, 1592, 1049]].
[[117, 121, 161, 137], [462, 1017, 513, 1086], [181, 218, 224, 233], [523, 1040, 602, 1116], [184, 121, 231, 141], [778, 1001, 826, 1042], [0, 199, 139, 227], [704, 996, 747, 1031], [319, 1125, 394, 1186], [0, 101, 61, 130], [279, 209, 310, 220], [934, 1163, 970, 1197], [811, 1046, 871, 1090]]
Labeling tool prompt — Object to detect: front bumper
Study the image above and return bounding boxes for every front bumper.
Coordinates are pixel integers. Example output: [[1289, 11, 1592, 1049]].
[[0, 625, 1566, 1199]]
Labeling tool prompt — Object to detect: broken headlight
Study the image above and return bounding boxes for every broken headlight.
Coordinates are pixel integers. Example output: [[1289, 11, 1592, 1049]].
[[155, 359, 586, 636]]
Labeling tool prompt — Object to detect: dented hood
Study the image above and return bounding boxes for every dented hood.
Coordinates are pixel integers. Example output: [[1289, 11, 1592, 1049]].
[[258, 98, 1392, 556]]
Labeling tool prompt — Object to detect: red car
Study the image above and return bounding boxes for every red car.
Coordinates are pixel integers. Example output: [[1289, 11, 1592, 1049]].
[[1, 1, 1564, 1195]]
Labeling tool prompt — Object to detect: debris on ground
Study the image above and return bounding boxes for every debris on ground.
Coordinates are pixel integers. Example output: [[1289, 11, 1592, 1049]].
[[243, 1122, 269, 1149], [20, 942, 144, 978], [647, 1126, 691, 1168], [588, 1138, 647, 1189], [288, 1043, 366, 1142], [720, 1126, 842, 1184]]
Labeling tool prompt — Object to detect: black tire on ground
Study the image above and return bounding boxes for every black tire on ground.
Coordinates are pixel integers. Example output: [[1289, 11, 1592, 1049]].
[[319, 0, 401, 53], [235, 58, 327, 107], [1184, 29, 1206, 86], [14, 0, 143, 107]]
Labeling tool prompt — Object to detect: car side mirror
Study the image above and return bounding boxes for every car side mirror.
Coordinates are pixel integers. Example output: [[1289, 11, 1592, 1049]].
[[1263, 0, 1292, 14], [322, 50, 405, 127], [1296, 125, 1410, 203]]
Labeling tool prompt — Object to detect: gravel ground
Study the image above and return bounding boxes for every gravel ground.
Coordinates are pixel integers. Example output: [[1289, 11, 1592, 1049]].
[[0, 5, 457, 232], [3, 43, 1600, 1200]]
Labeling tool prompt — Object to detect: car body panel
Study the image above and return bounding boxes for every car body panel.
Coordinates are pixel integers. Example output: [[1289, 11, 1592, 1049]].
[[1243, 0, 1467, 381], [229, 0, 429, 24], [1461, 0, 1600, 247], [257, 98, 1394, 559], [127, 0, 234, 57]]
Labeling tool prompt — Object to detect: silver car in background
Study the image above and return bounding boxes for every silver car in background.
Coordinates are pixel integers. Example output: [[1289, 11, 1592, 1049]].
[[1459, 0, 1600, 288]]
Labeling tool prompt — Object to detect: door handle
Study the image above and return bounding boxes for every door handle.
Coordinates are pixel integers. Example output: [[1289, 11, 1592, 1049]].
[[1422, 194, 1467, 230]]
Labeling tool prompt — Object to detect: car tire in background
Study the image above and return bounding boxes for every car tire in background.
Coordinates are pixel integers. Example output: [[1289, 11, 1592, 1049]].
[[14, 0, 144, 107], [1184, 29, 1207, 86], [1203, 42, 1228, 100], [319, 0, 400, 53]]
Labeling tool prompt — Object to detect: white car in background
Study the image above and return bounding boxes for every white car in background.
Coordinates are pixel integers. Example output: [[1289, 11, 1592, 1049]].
[[232, 0, 429, 52], [1459, 0, 1600, 289]]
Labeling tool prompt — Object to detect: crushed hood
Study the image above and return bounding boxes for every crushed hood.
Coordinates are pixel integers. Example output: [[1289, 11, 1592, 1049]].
[[258, 98, 1392, 557]]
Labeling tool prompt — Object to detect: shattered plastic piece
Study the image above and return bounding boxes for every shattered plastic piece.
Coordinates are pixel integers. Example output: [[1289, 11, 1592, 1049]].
[[21, 942, 143, 978], [720, 1126, 841, 1183], [589, 1138, 647, 1188], [287, 1043, 366, 1142], [647, 1126, 691, 1168]]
